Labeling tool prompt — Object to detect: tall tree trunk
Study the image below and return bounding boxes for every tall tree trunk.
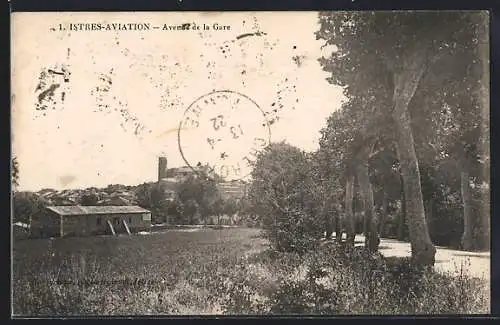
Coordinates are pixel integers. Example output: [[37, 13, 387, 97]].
[[324, 198, 333, 239], [379, 190, 388, 237], [397, 175, 406, 240], [460, 170, 474, 251], [393, 58, 436, 265], [395, 123, 436, 263], [393, 111, 435, 264], [345, 175, 356, 247], [334, 214, 343, 244], [325, 215, 333, 239], [357, 163, 379, 252], [425, 198, 433, 241]]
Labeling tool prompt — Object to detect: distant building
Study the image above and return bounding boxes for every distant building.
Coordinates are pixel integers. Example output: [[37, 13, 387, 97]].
[[218, 180, 247, 200], [156, 157, 247, 202], [158, 156, 168, 180], [31, 205, 151, 238], [157, 157, 204, 202]]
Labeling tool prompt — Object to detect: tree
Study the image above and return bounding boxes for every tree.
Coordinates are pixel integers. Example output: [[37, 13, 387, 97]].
[[236, 195, 259, 227], [308, 151, 336, 240], [12, 156, 19, 190], [405, 13, 489, 250], [248, 142, 323, 252], [368, 146, 401, 238], [180, 199, 198, 225], [222, 197, 239, 224], [316, 11, 484, 265], [175, 173, 220, 225], [13, 191, 49, 225], [317, 100, 387, 251], [135, 182, 172, 224], [317, 107, 360, 247], [212, 198, 225, 225], [135, 182, 154, 209], [79, 193, 99, 206]]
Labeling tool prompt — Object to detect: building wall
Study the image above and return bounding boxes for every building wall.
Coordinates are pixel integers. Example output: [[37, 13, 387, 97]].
[[218, 181, 247, 200], [61, 212, 152, 237]]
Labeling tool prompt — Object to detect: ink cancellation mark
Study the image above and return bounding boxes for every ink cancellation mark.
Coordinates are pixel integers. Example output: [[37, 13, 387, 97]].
[[178, 90, 271, 181]]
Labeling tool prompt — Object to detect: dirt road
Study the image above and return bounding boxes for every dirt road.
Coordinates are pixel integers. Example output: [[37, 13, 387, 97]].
[[348, 235, 490, 282]]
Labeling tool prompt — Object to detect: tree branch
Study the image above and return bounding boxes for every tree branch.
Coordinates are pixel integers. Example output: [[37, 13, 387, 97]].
[[368, 147, 385, 159]]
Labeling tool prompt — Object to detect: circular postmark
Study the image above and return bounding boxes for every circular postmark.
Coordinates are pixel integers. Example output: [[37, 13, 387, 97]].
[[178, 90, 271, 181]]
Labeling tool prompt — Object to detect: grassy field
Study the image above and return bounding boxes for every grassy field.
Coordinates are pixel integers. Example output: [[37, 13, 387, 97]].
[[13, 228, 267, 315], [12, 228, 490, 316]]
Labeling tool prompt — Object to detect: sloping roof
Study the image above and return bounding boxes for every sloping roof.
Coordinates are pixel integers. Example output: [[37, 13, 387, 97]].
[[46, 205, 151, 216]]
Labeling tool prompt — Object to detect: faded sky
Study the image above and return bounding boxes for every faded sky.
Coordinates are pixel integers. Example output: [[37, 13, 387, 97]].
[[12, 12, 344, 191]]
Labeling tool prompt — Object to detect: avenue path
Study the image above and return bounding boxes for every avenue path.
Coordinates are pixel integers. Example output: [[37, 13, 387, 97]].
[[343, 234, 491, 282]]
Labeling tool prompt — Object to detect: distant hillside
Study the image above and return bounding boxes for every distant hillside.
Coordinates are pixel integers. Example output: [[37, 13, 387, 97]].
[[27, 178, 246, 207]]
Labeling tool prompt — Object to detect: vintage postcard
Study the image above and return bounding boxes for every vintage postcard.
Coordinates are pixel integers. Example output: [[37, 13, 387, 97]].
[[11, 11, 491, 316]]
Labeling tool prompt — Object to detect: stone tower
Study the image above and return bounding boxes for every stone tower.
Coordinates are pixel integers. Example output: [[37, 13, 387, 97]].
[[158, 156, 168, 182]]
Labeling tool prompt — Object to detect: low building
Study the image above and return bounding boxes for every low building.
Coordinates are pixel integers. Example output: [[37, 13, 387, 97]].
[[31, 205, 152, 238]]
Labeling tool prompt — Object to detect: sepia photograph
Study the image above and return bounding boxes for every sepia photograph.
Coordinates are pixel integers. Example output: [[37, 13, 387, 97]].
[[11, 11, 491, 316]]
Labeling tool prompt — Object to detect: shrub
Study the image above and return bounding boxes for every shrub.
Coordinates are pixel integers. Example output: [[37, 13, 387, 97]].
[[248, 142, 324, 253], [221, 244, 489, 315], [265, 209, 324, 254]]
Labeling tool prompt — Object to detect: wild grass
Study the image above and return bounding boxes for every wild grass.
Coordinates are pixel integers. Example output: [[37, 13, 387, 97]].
[[12, 228, 489, 316]]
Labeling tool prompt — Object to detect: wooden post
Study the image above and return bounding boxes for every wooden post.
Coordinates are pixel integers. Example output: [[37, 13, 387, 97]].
[[122, 219, 132, 235], [107, 219, 116, 236], [60, 215, 64, 237]]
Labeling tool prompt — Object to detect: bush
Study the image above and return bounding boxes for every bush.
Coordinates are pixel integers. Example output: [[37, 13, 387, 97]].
[[265, 210, 324, 254], [13, 191, 49, 224], [248, 142, 323, 253], [221, 245, 489, 315]]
